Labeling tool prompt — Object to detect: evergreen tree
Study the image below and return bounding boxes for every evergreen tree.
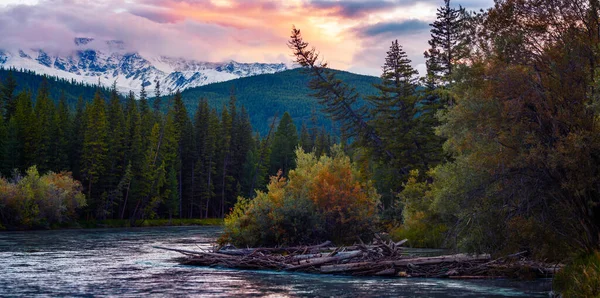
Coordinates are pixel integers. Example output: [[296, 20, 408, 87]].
[[423, 0, 469, 87], [53, 94, 71, 171], [122, 91, 144, 219], [217, 103, 233, 218], [70, 96, 86, 179], [269, 112, 298, 176], [299, 122, 311, 152], [0, 114, 6, 175], [81, 90, 109, 217], [13, 91, 36, 170], [105, 84, 127, 217], [230, 106, 253, 192], [172, 90, 192, 218], [194, 100, 219, 218], [2, 117, 19, 175], [153, 80, 161, 114], [288, 27, 392, 160], [33, 79, 55, 172], [1, 71, 17, 120]]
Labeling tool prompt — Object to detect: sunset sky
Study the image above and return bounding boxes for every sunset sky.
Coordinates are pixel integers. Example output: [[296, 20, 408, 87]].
[[0, 0, 494, 76]]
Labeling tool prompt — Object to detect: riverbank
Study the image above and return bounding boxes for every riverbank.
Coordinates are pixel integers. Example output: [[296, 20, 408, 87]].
[[1, 218, 223, 231]]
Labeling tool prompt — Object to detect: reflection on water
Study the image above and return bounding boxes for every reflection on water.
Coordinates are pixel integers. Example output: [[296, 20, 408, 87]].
[[0, 226, 552, 297]]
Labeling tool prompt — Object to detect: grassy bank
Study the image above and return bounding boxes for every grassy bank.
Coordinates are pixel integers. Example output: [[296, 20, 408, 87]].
[[0, 218, 224, 231], [76, 218, 223, 229]]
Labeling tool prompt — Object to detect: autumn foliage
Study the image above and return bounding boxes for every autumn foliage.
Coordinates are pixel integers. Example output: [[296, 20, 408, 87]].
[[222, 146, 380, 247], [0, 166, 86, 229]]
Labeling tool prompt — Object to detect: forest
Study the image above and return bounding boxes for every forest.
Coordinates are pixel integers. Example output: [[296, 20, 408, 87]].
[[0, 70, 336, 229]]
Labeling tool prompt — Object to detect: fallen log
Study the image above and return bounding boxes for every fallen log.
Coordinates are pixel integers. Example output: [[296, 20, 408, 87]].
[[152, 246, 205, 256], [217, 241, 333, 256], [321, 262, 372, 273], [385, 254, 491, 267], [156, 240, 559, 279], [287, 250, 363, 270]]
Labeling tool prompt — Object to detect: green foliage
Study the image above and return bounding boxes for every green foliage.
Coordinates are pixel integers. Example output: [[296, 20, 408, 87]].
[[269, 112, 298, 176], [0, 67, 113, 108], [423, 0, 470, 87], [389, 169, 446, 248], [223, 146, 380, 247], [554, 251, 600, 298], [171, 68, 380, 136], [0, 166, 86, 229]]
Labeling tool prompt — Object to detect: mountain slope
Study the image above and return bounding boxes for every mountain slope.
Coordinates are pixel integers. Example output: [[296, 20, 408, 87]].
[[1, 67, 381, 136], [0, 38, 288, 94], [0, 67, 113, 107], [171, 68, 381, 135]]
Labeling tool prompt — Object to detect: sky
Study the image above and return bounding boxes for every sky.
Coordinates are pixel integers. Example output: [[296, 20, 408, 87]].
[[0, 0, 494, 76]]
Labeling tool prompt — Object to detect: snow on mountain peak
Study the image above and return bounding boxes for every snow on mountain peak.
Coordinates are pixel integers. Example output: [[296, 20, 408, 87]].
[[0, 40, 287, 94]]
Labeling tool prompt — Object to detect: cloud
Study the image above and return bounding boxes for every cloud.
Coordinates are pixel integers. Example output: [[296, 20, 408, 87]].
[[129, 6, 185, 23], [308, 0, 401, 18], [0, 0, 496, 75], [353, 19, 429, 38]]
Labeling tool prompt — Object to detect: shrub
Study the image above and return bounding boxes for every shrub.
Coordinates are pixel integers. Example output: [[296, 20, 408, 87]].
[[0, 166, 86, 229], [554, 251, 600, 298], [391, 169, 447, 248], [222, 146, 380, 247]]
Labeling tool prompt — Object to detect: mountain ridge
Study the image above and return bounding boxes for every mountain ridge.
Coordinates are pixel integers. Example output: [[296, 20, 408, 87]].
[[0, 38, 289, 94]]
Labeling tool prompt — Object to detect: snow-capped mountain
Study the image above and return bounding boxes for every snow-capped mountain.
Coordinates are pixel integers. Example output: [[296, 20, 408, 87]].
[[0, 38, 288, 93]]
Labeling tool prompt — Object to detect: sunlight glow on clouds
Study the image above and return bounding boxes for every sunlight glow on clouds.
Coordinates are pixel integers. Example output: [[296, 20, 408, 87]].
[[0, 0, 495, 76]]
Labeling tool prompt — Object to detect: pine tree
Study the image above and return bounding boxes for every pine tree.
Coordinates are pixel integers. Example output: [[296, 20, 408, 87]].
[[230, 106, 253, 194], [0, 114, 6, 175], [299, 122, 311, 152], [105, 83, 127, 217], [53, 94, 71, 171], [217, 103, 233, 218], [14, 91, 36, 170], [70, 96, 86, 180], [1, 71, 17, 120], [153, 80, 161, 114], [194, 100, 219, 218], [122, 91, 144, 219], [3, 117, 19, 175], [269, 112, 298, 176], [33, 78, 55, 172], [172, 90, 192, 218], [82, 90, 109, 217], [370, 40, 444, 206], [423, 0, 469, 87], [288, 27, 392, 159]]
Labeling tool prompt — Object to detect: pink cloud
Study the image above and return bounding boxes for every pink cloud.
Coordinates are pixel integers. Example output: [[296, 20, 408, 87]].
[[0, 0, 496, 74]]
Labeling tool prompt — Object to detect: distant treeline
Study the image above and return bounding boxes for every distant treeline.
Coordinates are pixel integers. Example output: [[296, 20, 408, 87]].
[[0, 72, 334, 228], [0, 67, 113, 107]]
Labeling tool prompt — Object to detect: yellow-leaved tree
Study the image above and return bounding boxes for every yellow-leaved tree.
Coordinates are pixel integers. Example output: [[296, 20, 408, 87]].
[[222, 145, 380, 247]]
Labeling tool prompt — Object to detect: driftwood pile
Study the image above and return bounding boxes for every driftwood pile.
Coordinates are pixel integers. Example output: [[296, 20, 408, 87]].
[[154, 237, 561, 279]]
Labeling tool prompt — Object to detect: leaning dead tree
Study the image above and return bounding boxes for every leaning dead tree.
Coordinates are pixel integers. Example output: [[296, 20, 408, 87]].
[[154, 236, 561, 279]]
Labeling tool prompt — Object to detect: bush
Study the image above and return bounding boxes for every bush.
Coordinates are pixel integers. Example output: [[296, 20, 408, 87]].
[[391, 169, 447, 248], [222, 146, 380, 247], [0, 166, 86, 229], [554, 251, 600, 298]]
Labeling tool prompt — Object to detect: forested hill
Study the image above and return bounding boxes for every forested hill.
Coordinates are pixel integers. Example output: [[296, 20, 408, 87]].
[[0, 67, 112, 107], [2, 67, 380, 135], [166, 68, 381, 135]]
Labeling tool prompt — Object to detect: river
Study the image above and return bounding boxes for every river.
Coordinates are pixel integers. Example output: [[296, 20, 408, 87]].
[[0, 226, 552, 297]]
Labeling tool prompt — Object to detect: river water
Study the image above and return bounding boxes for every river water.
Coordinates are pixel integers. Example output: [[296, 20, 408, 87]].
[[0, 226, 553, 297]]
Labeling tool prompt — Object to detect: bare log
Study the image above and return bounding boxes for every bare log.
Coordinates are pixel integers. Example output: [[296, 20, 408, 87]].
[[321, 262, 372, 273], [287, 250, 363, 270], [218, 241, 333, 256], [153, 246, 205, 255], [384, 254, 491, 266]]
